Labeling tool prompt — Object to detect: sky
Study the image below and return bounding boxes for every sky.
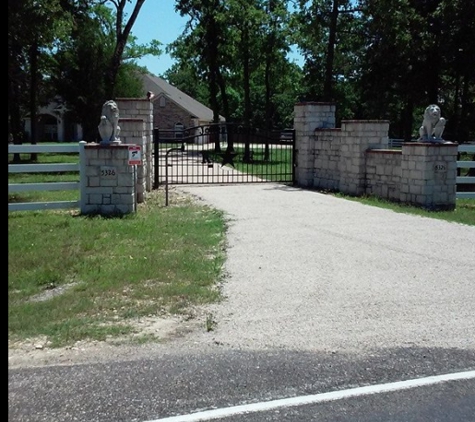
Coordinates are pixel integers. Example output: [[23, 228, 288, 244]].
[[126, 1, 188, 77], [127, 0, 303, 77]]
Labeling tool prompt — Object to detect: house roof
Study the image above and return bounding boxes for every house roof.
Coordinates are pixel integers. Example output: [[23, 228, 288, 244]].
[[140, 73, 225, 122]]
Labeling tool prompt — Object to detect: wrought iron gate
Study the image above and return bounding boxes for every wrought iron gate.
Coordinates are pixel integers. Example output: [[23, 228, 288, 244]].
[[153, 123, 295, 187]]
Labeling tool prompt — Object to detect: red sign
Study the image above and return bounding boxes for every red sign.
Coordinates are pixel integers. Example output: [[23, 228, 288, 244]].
[[128, 146, 142, 165]]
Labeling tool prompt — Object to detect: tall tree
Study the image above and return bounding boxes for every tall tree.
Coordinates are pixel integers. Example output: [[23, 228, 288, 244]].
[[105, 0, 147, 98], [175, 0, 229, 123], [292, 0, 364, 120], [8, 0, 72, 160], [359, 0, 475, 141], [51, 3, 160, 141]]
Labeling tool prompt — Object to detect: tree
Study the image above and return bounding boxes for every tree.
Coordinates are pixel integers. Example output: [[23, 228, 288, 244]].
[[105, 0, 147, 98], [174, 0, 232, 152], [292, 0, 364, 122], [51, 2, 161, 141], [8, 0, 73, 160], [359, 0, 475, 141]]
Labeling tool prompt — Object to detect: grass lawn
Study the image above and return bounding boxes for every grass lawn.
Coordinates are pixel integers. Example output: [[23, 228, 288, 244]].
[[8, 189, 227, 348]]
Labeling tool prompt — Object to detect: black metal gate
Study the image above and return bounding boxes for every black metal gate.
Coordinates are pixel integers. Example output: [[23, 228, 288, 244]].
[[153, 123, 295, 187]]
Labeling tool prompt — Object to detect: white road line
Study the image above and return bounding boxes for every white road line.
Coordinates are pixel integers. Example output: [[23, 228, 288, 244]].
[[145, 370, 475, 422]]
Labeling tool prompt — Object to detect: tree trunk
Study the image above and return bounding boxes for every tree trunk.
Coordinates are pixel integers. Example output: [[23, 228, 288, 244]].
[[8, 69, 23, 163], [323, 0, 339, 101], [105, 0, 146, 99], [29, 40, 39, 161]]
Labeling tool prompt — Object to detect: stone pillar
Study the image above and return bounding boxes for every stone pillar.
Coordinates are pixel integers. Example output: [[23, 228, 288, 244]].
[[293, 102, 336, 187], [118, 118, 146, 203], [339, 120, 390, 196], [117, 98, 154, 201], [57, 117, 65, 142], [400, 143, 458, 210], [80, 143, 137, 215]]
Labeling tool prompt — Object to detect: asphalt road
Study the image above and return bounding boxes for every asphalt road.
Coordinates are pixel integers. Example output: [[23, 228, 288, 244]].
[[8, 184, 475, 421]]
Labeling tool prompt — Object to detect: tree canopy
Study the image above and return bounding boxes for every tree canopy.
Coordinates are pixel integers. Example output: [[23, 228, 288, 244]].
[[8, 0, 161, 144], [8, 0, 475, 143]]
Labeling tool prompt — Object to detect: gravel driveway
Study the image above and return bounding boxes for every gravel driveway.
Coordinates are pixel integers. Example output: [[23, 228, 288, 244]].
[[177, 183, 475, 354], [8, 183, 475, 368]]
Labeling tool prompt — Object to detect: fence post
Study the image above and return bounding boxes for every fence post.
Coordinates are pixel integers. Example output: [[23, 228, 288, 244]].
[[79, 141, 87, 213]]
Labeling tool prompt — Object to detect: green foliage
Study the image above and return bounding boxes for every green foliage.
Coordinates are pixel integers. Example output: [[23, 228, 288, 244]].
[[9, 0, 161, 143], [8, 0, 74, 142], [169, 0, 302, 128], [8, 0, 475, 145]]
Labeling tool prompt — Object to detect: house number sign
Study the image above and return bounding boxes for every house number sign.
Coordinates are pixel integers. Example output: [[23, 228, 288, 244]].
[[100, 166, 117, 179], [434, 163, 446, 172]]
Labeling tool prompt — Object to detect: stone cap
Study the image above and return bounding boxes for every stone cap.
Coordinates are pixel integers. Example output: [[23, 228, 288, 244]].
[[366, 149, 402, 154], [295, 101, 336, 106], [84, 143, 138, 149], [342, 119, 390, 123], [115, 98, 151, 102], [405, 142, 458, 147]]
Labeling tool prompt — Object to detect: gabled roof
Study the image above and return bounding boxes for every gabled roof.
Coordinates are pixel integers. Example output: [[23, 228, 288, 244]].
[[140, 73, 225, 122]]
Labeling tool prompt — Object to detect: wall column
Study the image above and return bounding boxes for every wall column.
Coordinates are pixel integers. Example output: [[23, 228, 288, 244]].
[[80, 144, 137, 215], [400, 143, 458, 210], [293, 102, 336, 187], [117, 98, 154, 202]]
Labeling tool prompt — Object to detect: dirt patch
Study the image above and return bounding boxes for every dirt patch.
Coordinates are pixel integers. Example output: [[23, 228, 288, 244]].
[[8, 313, 207, 369]]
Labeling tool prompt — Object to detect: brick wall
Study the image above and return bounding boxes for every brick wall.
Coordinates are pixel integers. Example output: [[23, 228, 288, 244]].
[[152, 95, 201, 130]]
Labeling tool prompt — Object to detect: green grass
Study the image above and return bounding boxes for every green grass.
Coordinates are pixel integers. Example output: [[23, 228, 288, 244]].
[[332, 193, 475, 226], [8, 189, 227, 348], [208, 145, 294, 182]]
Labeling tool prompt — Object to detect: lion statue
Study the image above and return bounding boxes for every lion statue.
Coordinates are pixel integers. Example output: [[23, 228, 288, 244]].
[[98, 100, 121, 144], [418, 104, 446, 142]]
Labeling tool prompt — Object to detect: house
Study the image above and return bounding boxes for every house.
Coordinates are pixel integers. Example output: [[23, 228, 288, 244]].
[[23, 73, 223, 143], [140, 72, 225, 137], [23, 97, 83, 142]]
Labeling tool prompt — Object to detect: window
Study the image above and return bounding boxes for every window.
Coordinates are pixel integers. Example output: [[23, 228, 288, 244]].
[[159, 96, 166, 107], [174, 123, 184, 139]]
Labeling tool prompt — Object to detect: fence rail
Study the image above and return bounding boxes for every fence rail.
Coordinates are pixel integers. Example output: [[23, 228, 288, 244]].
[[456, 144, 475, 199], [8, 143, 83, 212]]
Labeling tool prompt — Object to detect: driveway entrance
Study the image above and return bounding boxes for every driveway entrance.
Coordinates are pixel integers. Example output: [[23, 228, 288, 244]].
[[153, 124, 295, 186]]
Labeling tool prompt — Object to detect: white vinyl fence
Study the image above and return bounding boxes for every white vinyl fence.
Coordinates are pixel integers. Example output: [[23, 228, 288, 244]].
[[8, 143, 85, 212], [457, 144, 475, 199]]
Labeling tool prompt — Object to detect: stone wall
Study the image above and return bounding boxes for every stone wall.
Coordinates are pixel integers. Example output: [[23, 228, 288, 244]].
[[313, 128, 341, 191], [294, 102, 458, 210], [365, 150, 402, 201]]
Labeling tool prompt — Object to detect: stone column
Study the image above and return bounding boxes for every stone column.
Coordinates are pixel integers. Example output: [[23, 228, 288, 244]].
[[117, 98, 154, 200], [400, 143, 458, 210], [339, 120, 390, 196], [80, 144, 137, 215], [293, 102, 336, 187], [118, 118, 146, 203]]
